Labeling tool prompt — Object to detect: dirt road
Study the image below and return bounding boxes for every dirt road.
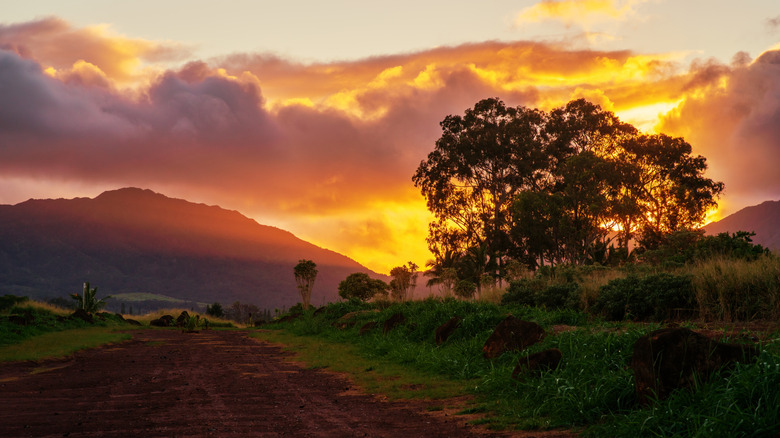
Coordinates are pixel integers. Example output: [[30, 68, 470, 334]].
[[0, 329, 517, 437]]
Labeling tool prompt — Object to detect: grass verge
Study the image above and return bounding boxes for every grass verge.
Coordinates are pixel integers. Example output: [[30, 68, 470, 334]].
[[251, 329, 474, 402], [0, 326, 132, 362]]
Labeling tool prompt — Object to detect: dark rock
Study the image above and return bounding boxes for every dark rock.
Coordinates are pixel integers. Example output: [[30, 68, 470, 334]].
[[276, 313, 302, 323], [331, 310, 377, 330], [124, 318, 142, 326], [114, 313, 126, 321], [512, 348, 562, 380], [383, 313, 406, 334], [71, 308, 94, 324], [359, 321, 378, 335], [150, 314, 174, 327], [435, 316, 462, 345], [632, 327, 759, 405], [482, 315, 545, 359], [176, 311, 190, 327]]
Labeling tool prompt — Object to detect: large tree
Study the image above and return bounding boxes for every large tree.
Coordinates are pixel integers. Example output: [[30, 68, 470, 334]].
[[293, 259, 318, 310], [413, 98, 547, 280], [338, 273, 388, 302], [419, 98, 723, 270]]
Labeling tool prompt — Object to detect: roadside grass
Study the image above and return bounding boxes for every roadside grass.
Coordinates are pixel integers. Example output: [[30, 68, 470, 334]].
[[261, 298, 780, 436], [252, 329, 473, 401], [0, 327, 131, 362], [0, 301, 129, 347]]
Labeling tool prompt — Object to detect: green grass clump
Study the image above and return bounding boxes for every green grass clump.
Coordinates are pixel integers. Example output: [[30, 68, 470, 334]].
[[687, 255, 780, 321]]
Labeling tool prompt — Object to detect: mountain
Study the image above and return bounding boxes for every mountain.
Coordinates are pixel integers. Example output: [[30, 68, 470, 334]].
[[0, 187, 379, 311], [703, 200, 780, 252]]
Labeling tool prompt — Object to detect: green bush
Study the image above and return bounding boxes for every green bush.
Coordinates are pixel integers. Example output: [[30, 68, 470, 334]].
[[594, 273, 694, 321], [501, 279, 544, 306], [536, 282, 581, 310]]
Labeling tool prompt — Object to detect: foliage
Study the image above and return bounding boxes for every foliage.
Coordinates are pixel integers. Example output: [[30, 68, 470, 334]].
[[642, 229, 771, 267], [206, 302, 224, 318], [501, 279, 543, 306], [264, 298, 779, 436], [413, 98, 547, 279], [70, 282, 110, 313], [338, 272, 389, 301], [293, 259, 318, 310], [594, 273, 695, 321], [0, 294, 28, 312], [417, 97, 723, 273], [389, 262, 418, 301], [688, 255, 780, 321], [1, 301, 133, 348], [453, 280, 476, 299]]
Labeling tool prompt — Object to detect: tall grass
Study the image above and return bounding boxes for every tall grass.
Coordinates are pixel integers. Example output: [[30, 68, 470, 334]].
[[686, 255, 780, 321]]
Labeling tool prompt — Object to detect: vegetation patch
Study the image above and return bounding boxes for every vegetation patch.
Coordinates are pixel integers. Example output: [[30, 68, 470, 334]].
[[0, 327, 131, 362], [262, 298, 780, 435]]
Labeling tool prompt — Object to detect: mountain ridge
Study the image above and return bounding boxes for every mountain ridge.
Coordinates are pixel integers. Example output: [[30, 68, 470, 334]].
[[703, 199, 780, 252], [0, 187, 379, 311]]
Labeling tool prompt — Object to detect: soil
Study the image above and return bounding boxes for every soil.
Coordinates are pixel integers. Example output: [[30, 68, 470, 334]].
[[0, 329, 576, 437]]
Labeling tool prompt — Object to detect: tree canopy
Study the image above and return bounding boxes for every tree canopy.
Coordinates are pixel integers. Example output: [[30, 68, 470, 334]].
[[415, 98, 723, 282], [338, 273, 388, 302]]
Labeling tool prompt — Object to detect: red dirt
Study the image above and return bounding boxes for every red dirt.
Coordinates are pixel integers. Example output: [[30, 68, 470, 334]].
[[0, 330, 576, 437]]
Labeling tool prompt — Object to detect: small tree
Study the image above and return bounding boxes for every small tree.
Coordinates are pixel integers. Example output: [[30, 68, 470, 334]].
[[70, 281, 110, 313], [338, 273, 388, 302], [389, 262, 419, 301], [206, 302, 224, 318], [293, 259, 318, 310], [454, 280, 477, 299]]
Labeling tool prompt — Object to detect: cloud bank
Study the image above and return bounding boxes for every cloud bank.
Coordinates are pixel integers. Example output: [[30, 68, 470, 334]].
[[1, 17, 779, 271]]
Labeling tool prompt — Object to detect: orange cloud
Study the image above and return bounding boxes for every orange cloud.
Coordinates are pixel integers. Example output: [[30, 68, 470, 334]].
[[0, 17, 188, 83], [2, 18, 772, 272]]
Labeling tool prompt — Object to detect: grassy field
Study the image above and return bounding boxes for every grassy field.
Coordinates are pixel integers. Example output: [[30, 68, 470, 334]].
[[256, 298, 780, 437]]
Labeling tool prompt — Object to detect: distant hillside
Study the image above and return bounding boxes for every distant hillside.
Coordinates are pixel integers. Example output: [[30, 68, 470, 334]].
[[704, 200, 780, 252], [0, 188, 380, 311]]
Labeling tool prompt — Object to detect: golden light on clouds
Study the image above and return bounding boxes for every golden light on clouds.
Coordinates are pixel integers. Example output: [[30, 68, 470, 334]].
[[516, 0, 648, 26], [2, 17, 779, 272]]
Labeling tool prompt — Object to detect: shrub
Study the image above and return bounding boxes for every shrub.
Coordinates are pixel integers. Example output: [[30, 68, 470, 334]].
[[454, 280, 477, 299], [501, 279, 544, 306], [536, 282, 581, 310], [594, 273, 694, 321]]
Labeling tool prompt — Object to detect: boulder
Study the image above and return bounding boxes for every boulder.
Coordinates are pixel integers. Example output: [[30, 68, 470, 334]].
[[70, 308, 94, 324], [176, 311, 190, 327], [435, 316, 462, 345], [632, 327, 759, 405], [331, 310, 377, 330], [124, 318, 142, 326], [383, 313, 406, 334], [150, 314, 174, 327], [359, 321, 378, 335], [512, 348, 562, 380], [482, 316, 545, 359]]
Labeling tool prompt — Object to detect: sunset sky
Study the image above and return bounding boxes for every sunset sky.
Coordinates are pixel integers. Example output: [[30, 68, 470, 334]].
[[2, 0, 780, 273]]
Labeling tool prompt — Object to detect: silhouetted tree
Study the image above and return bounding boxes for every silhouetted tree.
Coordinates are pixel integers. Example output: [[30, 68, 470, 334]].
[[389, 262, 419, 301], [338, 273, 388, 301], [206, 302, 224, 318], [293, 259, 318, 309]]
